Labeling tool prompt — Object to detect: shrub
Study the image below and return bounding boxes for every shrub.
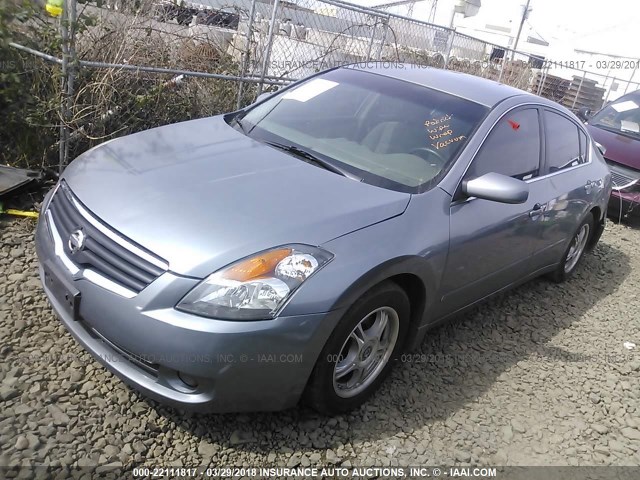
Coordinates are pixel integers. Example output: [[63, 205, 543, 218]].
[[0, 0, 62, 169], [1, 0, 256, 170]]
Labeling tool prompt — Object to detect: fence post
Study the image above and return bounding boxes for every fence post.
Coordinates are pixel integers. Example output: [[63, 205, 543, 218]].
[[571, 70, 586, 110], [65, 0, 77, 168], [537, 63, 549, 96], [497, 49, 507, 83], [443, 30, 455, 69], [257, 0, 281, 97], [237, 0, 258, 109], [602, 77, 616, 108], [600, 74, 616, 108], [366, 17, 378, 61], [598, 69, 611, 108], [58, 0, 70, 174], [624, 68, 637, 95], [376, 15, 390, 60]]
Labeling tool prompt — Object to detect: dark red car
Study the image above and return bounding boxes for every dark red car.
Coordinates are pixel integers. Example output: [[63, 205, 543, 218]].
[[581, 91, 640, 220]]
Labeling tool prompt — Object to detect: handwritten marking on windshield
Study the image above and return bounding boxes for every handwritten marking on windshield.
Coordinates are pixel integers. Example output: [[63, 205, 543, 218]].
[[429, 128, 454, 140], [423, 114, 466, 150], [424, 114, 453, 127], [431, 135, 466, 150]]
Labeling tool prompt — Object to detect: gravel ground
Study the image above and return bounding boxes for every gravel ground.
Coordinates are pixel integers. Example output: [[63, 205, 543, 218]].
[[1, 216, 639, 470]]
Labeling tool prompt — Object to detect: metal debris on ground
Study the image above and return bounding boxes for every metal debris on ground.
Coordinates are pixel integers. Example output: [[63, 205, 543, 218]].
[[0, 165, 41, 198], [0, 202, 39, 219]]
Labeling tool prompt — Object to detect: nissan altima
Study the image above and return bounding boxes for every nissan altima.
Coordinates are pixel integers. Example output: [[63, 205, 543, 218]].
[[36, 64, 612, 414]]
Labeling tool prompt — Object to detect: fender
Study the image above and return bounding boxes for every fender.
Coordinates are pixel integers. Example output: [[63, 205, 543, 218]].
[[328, 255, 440, 351]]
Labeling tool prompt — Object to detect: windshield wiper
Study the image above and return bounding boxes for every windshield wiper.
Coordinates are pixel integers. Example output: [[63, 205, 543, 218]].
[[264, 141, 362, 181]]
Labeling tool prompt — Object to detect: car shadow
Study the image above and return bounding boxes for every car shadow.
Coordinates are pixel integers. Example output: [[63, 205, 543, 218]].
[[140, 241, 631, 457]]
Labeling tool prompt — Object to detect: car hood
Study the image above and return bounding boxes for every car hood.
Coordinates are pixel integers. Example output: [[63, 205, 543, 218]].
[[587, 124, 640, 170], [62, 116, 411, 277]]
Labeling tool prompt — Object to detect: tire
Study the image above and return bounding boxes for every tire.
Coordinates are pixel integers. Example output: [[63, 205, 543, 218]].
[[549, 214, 594, 283], [304, 281, 410, 414]]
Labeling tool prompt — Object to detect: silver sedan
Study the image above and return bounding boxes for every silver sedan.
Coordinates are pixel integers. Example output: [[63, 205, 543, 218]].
[[36, 64, 611, 414]]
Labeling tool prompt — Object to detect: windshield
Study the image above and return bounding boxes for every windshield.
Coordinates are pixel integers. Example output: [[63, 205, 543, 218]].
[[238, 68, 488, 192], [591, 94, 640, 140]]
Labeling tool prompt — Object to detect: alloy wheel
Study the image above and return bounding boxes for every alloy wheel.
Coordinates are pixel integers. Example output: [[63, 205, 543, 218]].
[[564, 223, 590, 274], [332, 306, 400, 398]]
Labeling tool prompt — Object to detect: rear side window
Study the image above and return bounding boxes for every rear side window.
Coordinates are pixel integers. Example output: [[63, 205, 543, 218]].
[[466, 108, 541, 181], [579, 129, 589, 162], [544, 111, 585, 171]]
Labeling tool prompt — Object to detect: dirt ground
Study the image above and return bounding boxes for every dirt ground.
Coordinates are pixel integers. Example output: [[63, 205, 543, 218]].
[[1, 217, 639, 469]]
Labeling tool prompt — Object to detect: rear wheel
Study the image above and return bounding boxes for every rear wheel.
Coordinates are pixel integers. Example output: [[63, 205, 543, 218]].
[[550, 214, 594, 283], [304, 281, 409, 414]]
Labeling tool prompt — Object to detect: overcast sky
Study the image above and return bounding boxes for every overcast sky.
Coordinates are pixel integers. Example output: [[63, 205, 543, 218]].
[[352, 0, 640, 59]]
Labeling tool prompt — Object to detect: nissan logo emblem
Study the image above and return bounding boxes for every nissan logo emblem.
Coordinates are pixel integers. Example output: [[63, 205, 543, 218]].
[[68, 229, 86, 254]]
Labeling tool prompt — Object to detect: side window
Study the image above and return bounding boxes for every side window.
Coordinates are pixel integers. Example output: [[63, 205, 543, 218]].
[[544, 111, 584, 171], [466, 108, 541, 181], [578, 129, 589, 162]]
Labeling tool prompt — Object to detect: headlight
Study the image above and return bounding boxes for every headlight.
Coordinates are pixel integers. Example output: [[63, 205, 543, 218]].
[[176, 245, 333, 320]]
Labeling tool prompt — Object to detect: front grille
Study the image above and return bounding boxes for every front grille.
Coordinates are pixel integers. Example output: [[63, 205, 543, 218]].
[[47, 183, 167, 294], [605, 158, 640, 189]]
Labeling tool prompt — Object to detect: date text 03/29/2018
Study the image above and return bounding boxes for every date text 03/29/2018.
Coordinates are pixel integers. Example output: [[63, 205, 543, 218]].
[[542, 60, 640, 70]]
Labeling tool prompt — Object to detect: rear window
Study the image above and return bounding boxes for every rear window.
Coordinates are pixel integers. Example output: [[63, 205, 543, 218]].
[[579, 129, 588, 162], [544, 111, 585, 172]]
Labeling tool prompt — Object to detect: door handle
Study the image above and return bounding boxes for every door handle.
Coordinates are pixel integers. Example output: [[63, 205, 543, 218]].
[[529, 203, 546, 218]]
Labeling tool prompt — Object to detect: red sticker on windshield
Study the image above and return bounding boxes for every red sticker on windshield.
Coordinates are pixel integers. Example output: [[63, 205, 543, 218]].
[[508, 119, 520, 130]]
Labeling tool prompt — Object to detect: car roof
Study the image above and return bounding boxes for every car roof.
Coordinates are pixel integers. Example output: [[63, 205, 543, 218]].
[[603, 89, 640, 109], [343, 63, 535, 108], [618, 89, 640, 100]]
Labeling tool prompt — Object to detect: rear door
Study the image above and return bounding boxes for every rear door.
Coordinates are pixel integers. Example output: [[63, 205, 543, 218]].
[[528, 109, 596, 270], [440, 107, 546, 313]]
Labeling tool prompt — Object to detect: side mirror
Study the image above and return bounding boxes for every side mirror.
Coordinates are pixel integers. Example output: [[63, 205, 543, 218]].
[[577, 107, 592, 122], [594, 141, 607, 156], [462, 172, 529, 204]]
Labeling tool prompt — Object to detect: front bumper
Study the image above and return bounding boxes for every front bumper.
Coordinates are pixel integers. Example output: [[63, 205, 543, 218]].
[[35, 213, 342, 413]]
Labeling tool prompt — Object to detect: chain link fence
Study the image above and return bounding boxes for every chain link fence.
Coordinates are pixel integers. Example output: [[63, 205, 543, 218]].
[[5, 0, 640, 172]]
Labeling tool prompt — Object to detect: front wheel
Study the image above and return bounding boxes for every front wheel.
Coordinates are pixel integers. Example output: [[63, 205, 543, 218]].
[[549, 214, 594, 283], [304, 281, 410, 414]]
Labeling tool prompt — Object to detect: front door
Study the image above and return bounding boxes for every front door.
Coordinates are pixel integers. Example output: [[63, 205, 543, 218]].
[[439, 107, 544, 314]]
